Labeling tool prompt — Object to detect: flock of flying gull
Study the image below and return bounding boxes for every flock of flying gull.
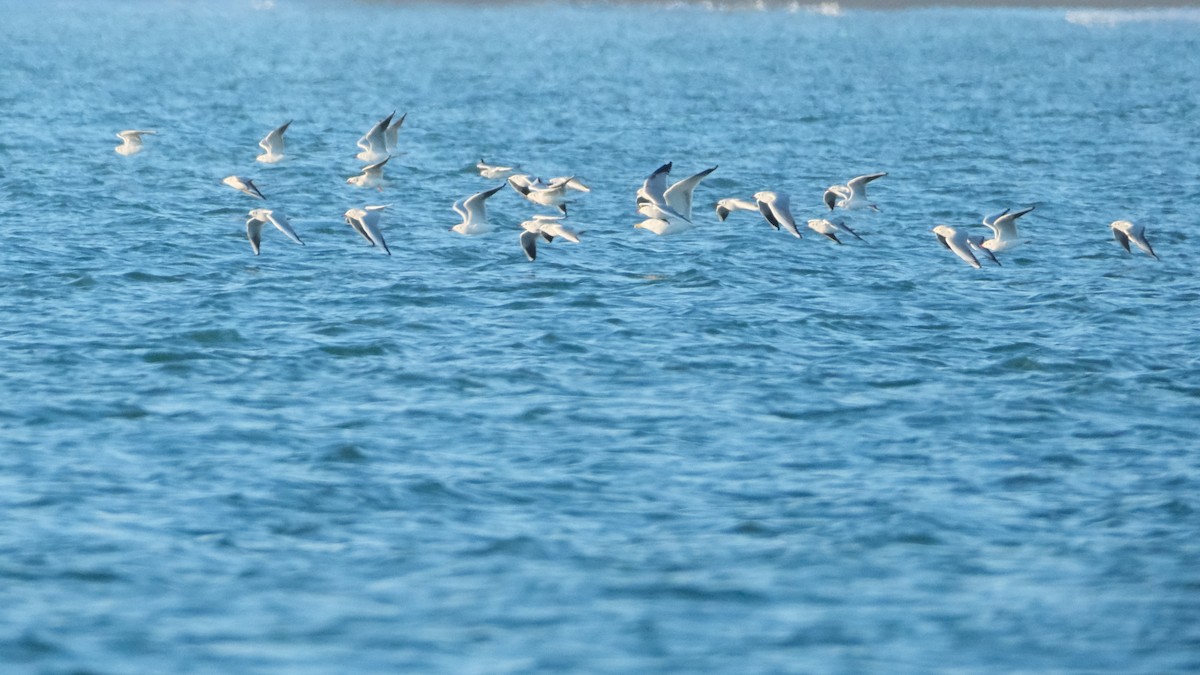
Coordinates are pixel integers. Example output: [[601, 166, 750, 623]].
[[113, 114, 1161, 266]]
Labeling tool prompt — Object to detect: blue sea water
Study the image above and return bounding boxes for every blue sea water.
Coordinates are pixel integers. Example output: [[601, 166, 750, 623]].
[[2, 0, 1199, 672]]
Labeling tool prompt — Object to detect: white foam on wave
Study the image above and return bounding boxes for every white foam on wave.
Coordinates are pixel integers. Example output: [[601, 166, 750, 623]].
[[1066, 8, 1200, 27]]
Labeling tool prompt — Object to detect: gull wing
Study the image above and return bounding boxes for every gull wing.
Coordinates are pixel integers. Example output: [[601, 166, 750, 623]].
[[264, 210, 304, 246], [345, 213, 372, 244], [846, 172, 886, 193], [835, 219, 865, 242], [640, 162, 672, 204], [823, 185, 848, 210], [357, 111, 394, 153], [259, 120, 291, 154], [242, 178, 266, 200], [245, 216, 266, 255], [663, 165, 717, 221], [117, 130, 155, 141], [463, 184, 504, 224], [991, 206, 1034, 238], [945, 233, 981, 268], [358, 211, 390, 255], [519, 229, 539, 261], [541, 222, 580, 243], [757, 198, 783, 231], [362, 156, 390, 176], [982, 208, 1009, 230], [385, 112, 406, 150], [1127, 224, 1158, 258], [767, 193, 801, 238]]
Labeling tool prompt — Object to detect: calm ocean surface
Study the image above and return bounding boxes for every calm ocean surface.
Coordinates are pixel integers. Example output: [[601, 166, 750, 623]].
[[2, 0, 1199, 672]]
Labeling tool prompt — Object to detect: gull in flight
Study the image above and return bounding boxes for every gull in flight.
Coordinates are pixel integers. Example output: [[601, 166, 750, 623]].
[[384, 112, 406, 154], [980, 206, 1034, 252], [634, 163, 693, 224], [223, 175, 266, 200], [355, 111, 394, 162], [347, 156, 390, 189], [115, 130, 156, 156], [965, 235, 1001, 265], [256, 120, 291, 163], [451, 184, 506, 235], [478, 159, 518, 180], [519, 215, 581, 261], [806, 218, 865, 244], [343, 205, 392, 255], [245, 208, 304, 255], [932, 225, 983, 269], [823, 172, 887, 211], [715, 198, 759, 222], [1110, 220, 1158, 259], [507, 175, 583, 215], [636, 165, 717, 221], [753, 191, 802, 238]]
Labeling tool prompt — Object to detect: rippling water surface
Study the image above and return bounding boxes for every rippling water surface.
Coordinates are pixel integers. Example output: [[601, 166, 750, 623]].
[[2, 1, 1199, 672]]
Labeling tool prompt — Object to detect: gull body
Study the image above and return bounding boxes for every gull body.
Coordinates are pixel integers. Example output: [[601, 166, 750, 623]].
[[981, 206, 1034, 252], [1110, 220, 1158, 259], [356, 112, 394, 162], [715, 198, 759, 222], [634, 218, 693, 236], [343, 205, 391, 255], [451, 184, 505, 236], [823, 172, 887, 211], [932, 225, 982, 269], [115, 130, 156, 156], [806, 218, 865, 244], [753, 191, 802, 238], [223, 175, 266, 200], [256, 120, 291, 163], [245, 208, 304, 255], [347, 156, 390, 189]]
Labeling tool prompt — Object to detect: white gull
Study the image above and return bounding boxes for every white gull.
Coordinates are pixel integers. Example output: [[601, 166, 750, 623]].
[[256, 120, 291, 164], [246, 208, 304, 255], [343, 205, 392, 255], [223, 175, 266, 200], [451, 184, 505, 235], [823, 172, 887, 211], [932, 225, 982, 269], [115, 130, 156, 156], [1110, 220, 1158, 259], [753, 191, 802, 238], [347, 156, 390, 189]]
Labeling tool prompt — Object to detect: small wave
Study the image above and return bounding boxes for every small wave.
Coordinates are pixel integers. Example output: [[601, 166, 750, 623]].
[[1066, 8, 1200, 27]]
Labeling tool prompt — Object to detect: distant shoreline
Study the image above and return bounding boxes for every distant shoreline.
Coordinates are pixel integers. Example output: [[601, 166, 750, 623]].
[[361, 0, 1200, 8]]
